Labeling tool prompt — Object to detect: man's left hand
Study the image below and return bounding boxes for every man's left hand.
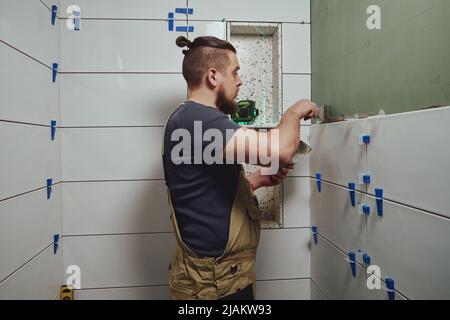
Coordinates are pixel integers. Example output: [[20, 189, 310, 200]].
[[246, 163, 294, 191]]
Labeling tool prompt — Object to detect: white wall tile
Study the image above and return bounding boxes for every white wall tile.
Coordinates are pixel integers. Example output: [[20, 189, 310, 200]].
[[310, 120, 366, 191], [310, 280, 328, 300], [311, 234, 366, 300], [62, 234, 175, 288], [366, 195, 450, 300], [0, 0, 59, 67], [256, 279, 309, 300], [59, 0, 185, 19], [60, 73, 186, 127], [366, 289, 407, 301], [0, 0, 61, 301], [0, 244, 62, 300], [0, 122, 61, 200], [0, 185, 61, 282], [0, 42, 59, 125], [301, 123, 311, 144], [282, 23, 311, 74], [40, 0, 60, 10], [74, 286, 170, 300], [256, 229, 309, 280], [310, 180, 366, 254], [188, 21, 226, 40], [288, 126, 311, 176], [283, 177, 310, 228], [282, 74, 311, 114], [189, 0, 310, 23], [366, 107, 450, 218], [63, 181, 172, 235], [60, 20, 184, 72], [61, 127, 164, 181]]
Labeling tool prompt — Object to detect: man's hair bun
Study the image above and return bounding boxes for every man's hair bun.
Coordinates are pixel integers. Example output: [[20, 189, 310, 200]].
[[176, 36, 192, 55]]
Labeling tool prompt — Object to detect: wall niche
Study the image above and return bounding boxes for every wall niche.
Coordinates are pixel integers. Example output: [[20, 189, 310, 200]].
[[228, 22, 283, 228]]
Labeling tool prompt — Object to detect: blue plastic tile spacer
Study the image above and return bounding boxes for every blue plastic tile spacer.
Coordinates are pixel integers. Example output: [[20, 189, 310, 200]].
[[175, 8, 194, 15], [385, 278, 395, 300], [47, 178, 53, 200], [359, 173, 371, 185], [315, 173, 322, 192], [363, 253, 371, 265], [168, 12, 174, 31], [50, 120, 57, 141], [51, 5, 58, 26], [52, 63, 58, 83], [375, 188, 384, 217], [176, 26, 194, 32], [362, 204, 371, 216], [348, 182, 356, 207], [53, 234, 60, 254], [348, 252, 356, 277], [359, 134, 371, 144], [74, 10, 81, 31], [311, 225, 318, 245], [358, 204, 371, 216]]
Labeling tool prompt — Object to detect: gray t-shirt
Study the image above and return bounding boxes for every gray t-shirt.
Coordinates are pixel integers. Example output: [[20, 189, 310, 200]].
[[162, 101, 242, 257]]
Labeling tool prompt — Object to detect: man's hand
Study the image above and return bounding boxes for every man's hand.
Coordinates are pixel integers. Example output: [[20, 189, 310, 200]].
[[246, 163, 294, 191], [289, 99, 319, 120]]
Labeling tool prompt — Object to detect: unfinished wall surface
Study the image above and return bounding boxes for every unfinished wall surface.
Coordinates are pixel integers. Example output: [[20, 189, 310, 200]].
[[311, 0, 450, 120], [0, 0, 312, 299]]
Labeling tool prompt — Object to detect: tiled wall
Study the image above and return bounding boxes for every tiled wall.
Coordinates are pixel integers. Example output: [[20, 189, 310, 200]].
[[6, 0, 446, 302], [58, 0, 185, 300], [309, 107, 450, 300], [0, 0, 62, 299], [0, 0, 312, 299]]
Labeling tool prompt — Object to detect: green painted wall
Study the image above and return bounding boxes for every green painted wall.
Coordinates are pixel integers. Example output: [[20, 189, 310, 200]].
[[311, 0, 450, 120]]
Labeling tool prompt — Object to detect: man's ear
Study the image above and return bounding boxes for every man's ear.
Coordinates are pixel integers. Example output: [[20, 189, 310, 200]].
[[207, 68, 219, 88]]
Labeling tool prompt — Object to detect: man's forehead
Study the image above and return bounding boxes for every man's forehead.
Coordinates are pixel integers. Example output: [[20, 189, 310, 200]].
[[229, 52, 240, 69]]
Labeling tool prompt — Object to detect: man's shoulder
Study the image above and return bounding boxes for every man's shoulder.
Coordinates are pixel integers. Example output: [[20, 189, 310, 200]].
[[168, 101, 229, 127]]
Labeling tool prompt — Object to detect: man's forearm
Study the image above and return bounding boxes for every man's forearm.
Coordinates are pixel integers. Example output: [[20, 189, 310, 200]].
[[272, 108, 302, 165]]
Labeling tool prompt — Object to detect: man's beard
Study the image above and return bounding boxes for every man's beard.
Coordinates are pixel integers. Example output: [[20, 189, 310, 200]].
[[216, 86, 238, 115]]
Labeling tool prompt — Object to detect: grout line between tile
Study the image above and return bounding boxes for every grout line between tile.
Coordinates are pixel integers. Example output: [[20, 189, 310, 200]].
[[308, 177, 450, 221], [0, 40, 53, 70], [0, 242, 53, 286], [310, 278, 330, 300], [0, 182, 62, 204]]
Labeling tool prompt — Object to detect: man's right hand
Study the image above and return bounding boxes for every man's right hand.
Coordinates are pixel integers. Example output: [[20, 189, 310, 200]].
[[289, 99, 319, 120]]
